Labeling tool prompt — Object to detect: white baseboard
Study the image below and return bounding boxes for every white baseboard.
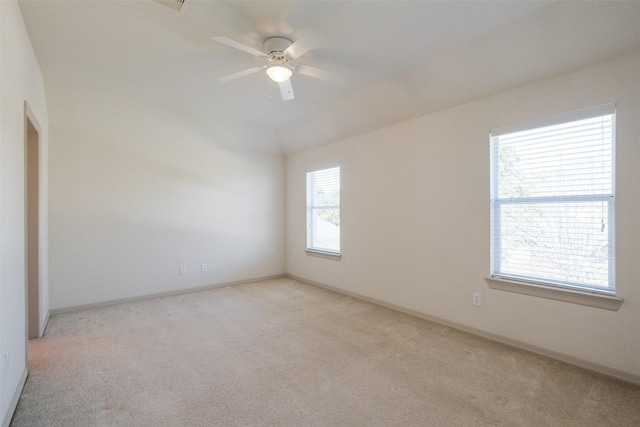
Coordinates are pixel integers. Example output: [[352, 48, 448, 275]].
[[287, 274, 640, 387], [2, 368, 28, 427], [40, 310, 51, 337], [50, 274, 286, 315]]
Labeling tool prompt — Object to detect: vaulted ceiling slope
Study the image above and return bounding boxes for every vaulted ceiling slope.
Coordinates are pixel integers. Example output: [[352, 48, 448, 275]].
[[18, 1, 640, 154]]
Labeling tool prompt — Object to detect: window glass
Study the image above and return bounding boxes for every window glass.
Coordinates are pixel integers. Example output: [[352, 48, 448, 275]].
[[306, 166, 340, 254], [490, 108, 615, 293]]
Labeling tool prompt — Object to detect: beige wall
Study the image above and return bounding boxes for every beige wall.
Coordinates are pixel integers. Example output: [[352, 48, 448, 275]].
[[48, 81, 285, 310], [286, 53, 640, 379], [0, 1, 50, 424]]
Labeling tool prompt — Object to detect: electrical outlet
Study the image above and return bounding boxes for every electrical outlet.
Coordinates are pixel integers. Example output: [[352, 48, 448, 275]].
[[179, 265, 186, 275], [473, 292, 482, 306], [201, 263, 208, 272]]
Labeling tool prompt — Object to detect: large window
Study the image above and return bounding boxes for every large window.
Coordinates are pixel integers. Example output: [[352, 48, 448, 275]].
[[306, 166, 340, 255], [490, 105, 615, 295]]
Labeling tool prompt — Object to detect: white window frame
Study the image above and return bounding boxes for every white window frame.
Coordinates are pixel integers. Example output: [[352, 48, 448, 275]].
[[306, 165, 341, 259], [486, 105, 622, 310]]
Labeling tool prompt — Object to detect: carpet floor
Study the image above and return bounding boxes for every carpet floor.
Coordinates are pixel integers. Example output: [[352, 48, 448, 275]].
[[10, 277, 640, 426]]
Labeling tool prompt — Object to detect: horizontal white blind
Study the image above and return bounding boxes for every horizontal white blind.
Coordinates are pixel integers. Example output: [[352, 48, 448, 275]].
[[491, 104, 615, 137], [490, 109, 615, 292], [307, 166, 340, 253]]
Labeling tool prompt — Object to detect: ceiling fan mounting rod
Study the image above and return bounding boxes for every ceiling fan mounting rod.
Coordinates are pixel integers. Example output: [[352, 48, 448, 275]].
[[264, 36, 293, 59]]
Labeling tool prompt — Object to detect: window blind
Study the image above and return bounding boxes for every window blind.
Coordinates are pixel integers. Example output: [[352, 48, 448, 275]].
[[307, 166, 340, 254], [490, 107, 615, 293]]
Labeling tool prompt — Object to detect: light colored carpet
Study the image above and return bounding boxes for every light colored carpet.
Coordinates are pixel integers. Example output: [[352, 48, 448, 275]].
[[11, 277, 640, 426]]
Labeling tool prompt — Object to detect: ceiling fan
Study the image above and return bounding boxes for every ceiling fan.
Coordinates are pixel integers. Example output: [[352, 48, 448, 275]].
[[212, 31, 346, 101]]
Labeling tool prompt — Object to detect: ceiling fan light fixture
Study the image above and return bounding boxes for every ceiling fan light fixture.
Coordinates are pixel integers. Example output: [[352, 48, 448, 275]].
[[266, 65, 292, 83]]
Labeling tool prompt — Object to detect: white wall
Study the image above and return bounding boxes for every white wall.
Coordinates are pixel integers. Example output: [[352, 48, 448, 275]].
[[48, 78, 285, 310], [0, 1, 50, 425], [286, 53, 640, 380]]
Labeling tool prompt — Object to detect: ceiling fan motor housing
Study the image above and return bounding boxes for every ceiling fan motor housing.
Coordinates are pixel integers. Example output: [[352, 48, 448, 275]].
[[264, 37, 293, 63]]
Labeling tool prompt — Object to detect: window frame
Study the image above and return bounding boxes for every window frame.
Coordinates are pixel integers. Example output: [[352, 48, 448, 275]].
[[486, 105, 622, 310], [306, 165, 341, 259]]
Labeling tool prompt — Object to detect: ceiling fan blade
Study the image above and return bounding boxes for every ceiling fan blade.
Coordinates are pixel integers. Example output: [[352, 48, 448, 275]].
[[212, 36, 266, 57], [296, 64, 346, 85], [217, 66, 264, 82], [285, 31, 326, 59], [278, 79, 295, 101]]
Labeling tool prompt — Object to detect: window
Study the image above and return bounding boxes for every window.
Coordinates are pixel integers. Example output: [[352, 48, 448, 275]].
[[306, 166, 340, 256], [489, 105, 617, 302]]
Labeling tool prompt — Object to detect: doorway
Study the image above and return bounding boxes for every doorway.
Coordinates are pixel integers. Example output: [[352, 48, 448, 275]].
[[25, 105, 41, 340]]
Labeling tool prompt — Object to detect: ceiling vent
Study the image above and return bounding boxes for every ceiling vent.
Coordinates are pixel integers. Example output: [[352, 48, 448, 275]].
[[152, 0, 186, 12]]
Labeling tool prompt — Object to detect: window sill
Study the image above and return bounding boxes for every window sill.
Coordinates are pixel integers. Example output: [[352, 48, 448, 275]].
[[306, 249, 342, 261], [485, 277, 623, 311]]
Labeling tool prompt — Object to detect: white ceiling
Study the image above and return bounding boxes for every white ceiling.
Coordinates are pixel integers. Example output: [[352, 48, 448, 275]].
[[18, 0, 640, 154]]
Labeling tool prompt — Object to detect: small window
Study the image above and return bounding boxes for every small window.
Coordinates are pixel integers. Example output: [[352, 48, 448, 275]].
[[306, 166, 340, 255], [490, 105, 615, 295]]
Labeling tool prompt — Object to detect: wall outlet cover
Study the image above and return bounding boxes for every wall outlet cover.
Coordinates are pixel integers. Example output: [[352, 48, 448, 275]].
[[473, 292, 482, 306]]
